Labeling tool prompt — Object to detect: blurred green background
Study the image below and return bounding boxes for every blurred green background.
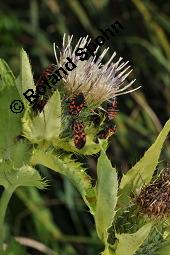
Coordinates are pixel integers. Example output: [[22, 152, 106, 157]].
[[0, 0, 170, 254]]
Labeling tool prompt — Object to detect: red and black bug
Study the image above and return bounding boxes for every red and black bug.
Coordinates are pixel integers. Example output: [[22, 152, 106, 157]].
[[72, 120, 86, 149], [67, 92, 85, 116], [32, 64, 57, 114], [35, 64, 57, 91], [96, 122, 116, 140], [106, 99, 119, 120]]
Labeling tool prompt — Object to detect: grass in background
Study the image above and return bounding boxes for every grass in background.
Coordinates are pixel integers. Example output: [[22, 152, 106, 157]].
[[0, 0, 170, 254]]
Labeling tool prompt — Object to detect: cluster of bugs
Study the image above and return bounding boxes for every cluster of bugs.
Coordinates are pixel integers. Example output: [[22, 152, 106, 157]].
[[135, 168, 170, 217], [33, 64, 118, 149], [67, 92, 86, 149], [67, 93, 118, 149]]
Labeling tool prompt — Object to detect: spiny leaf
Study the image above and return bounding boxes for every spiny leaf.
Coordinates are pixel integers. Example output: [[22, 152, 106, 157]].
[[16, 48, 35, 102], [30, 148, 96, 214], [11, 141, 31, 169], [14, 165, 46, 189], [22, 90, 61, 144], [0, 59, 22, 159], [95, 145, 118, 243], [0, 162, 46, 189], [115, 223, 152, 255], [0, 141, 32, 188], [118, 119, 170, 208]]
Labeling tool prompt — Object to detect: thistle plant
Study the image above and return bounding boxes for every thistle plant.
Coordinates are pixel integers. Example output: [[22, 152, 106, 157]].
[[0, 35, 170, 255]]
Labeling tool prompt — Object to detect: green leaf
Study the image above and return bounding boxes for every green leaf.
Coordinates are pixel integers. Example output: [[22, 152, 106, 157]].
[[159, 244, 170, 255], [10, 141, 31, 169], [22, 90, 61, 144], [0, 59, 22, 159], [14, 165, 46, 188], [118, 119, 170, 207], [53, 135, 106, 155], [115, 223, 152, 255], [53, 119, 108, 155], [157, 230, 170, 255], [16, 48, 35, 102], [102, 246, 116, 255], [0, 139, 32, 188], [0, 59, 15, 90], [31, 148, 96, 214], [0, 162, 46, 189], [95, 146, 118, 243]]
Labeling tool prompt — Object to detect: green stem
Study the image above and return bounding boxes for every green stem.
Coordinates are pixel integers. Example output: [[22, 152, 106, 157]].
[[0, 186, 15, 250]]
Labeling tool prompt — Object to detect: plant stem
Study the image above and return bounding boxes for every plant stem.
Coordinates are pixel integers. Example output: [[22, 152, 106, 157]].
[[0, 186, 15, 250]]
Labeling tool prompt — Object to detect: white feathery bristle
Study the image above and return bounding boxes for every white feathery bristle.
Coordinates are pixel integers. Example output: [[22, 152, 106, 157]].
[[53, 35, 140, 105]]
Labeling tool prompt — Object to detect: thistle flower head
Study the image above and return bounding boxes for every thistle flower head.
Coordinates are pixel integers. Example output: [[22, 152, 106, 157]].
[[54, 34, 140, 106], [135, 167, 170, 217], [23, 35, 140, 152]]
